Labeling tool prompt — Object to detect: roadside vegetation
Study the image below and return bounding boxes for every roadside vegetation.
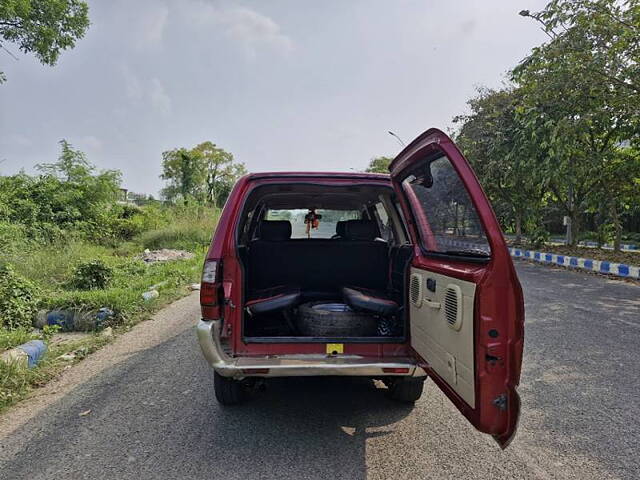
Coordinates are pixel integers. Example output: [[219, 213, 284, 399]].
[[0, 137, 246, 411]]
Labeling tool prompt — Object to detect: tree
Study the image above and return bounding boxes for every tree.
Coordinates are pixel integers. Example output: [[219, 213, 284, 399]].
[[513, 0, 640, 247], [192, 141, 247, 206], [454, 87, 546, 244], [0, 0, 90, 83], [160, 149, 206, 203], [37, 139, 90, 182], [160, 142, 246, 206], [365, 156, 393, 173]]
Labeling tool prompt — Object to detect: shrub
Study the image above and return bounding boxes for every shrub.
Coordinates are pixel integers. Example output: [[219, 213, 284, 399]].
[[0, 265, 40, 330], [527, 227, 550, 249], [69, 260, 114, 290]]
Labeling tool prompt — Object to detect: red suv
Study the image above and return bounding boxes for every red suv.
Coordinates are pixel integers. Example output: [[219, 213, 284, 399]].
[[197, 128, 524, 448]]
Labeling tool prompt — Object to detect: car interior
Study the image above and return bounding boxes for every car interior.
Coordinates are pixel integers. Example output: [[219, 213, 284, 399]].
[[236, 183, 414, 341]]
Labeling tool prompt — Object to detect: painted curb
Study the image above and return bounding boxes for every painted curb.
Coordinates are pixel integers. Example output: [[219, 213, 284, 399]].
[[509, 248, 640, 280]]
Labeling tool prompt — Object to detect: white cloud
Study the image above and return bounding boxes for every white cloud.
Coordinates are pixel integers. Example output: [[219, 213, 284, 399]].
[[137, 5, 169, 49], [122, 66, 143, 101], [188, 2, 293, 58], [149, 77, 172, 115]]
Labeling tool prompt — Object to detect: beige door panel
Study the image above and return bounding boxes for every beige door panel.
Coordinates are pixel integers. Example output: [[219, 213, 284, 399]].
[[409, 268, 476, 408]]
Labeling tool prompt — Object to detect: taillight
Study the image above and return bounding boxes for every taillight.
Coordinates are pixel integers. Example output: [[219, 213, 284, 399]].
[[201, 259, 222, 319], [382, 367, 410, 374]]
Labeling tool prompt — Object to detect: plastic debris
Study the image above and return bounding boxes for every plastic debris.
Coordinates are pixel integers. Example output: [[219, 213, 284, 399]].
[[34, 308, 114, 332], [1, 340, 47, 368], [100, 326, 113, 338], [190, 283, 201, 291], [149, 280, 169, 290], [1, 348, 29, 368], [78, 409, 92, 417], [58, 352, 76, 361], [142, 289, 159, 301]]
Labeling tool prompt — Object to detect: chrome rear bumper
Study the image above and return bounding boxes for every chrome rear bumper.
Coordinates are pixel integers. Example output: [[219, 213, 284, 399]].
[[197, 319, 426, 379]]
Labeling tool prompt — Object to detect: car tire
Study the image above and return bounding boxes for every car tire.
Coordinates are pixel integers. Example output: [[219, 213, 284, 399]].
[[214, 371, 245, 405], [296, 301, 378, 337], [386, 378, 425, 403]]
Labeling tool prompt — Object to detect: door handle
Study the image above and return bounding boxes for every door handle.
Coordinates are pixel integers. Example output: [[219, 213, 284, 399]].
[[424, 299, 441, 309]]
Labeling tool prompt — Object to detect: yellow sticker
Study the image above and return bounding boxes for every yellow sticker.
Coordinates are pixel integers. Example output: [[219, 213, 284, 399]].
[[326, 343, 344, 355]]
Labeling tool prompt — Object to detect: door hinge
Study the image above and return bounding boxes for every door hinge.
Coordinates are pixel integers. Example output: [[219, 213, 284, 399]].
[[492, 394, 507, 411]]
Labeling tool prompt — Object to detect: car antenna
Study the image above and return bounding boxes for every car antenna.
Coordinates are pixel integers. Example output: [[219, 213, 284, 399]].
[[388, 131, 406, 147]]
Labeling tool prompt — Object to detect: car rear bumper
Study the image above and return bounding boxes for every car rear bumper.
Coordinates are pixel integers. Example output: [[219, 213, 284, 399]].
[[197, 319, 426, 379]]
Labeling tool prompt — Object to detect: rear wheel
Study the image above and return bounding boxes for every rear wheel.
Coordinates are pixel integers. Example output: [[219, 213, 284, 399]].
[[385, 378, 425, 403], [213, 371, 245, 405]]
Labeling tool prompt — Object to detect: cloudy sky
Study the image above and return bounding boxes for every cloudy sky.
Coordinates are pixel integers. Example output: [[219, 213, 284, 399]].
[[0, 0, 548, 195]]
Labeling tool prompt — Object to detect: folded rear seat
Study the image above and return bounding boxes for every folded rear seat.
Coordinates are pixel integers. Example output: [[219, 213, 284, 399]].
[[341, 220, 400, 317]]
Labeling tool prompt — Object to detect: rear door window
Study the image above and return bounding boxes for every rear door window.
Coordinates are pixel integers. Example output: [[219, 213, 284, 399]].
[[402, 155, 491, 258], [265, 209, 360, 238]]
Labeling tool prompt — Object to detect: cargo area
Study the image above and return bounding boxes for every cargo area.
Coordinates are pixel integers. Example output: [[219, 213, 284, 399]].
[[236, 182, 412, 342]]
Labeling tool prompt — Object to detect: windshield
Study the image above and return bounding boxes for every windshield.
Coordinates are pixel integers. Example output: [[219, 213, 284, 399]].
[[265, 209, 360, 239]]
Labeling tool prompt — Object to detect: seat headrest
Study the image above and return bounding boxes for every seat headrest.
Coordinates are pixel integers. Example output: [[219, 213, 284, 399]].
[[335, 221, 347, 238], [259, 220, 291, 241], [344, 220, 378, 241]]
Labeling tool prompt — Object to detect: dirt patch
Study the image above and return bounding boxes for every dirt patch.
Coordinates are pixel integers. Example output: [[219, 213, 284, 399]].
[[138, 249, 195, 263]]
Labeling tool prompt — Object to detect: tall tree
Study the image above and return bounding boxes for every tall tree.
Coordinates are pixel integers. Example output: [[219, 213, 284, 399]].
[[160, 142, 246, 206], [513, 0, 640, 247], [0, 0, 90, 83], [454, 87, 546, 244], [192, 141, 247, 206], [160, 149, 207, 203]]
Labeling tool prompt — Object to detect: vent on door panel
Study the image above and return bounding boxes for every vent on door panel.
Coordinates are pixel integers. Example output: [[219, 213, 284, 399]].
[[444, 284, 463, 331], [409, 273, 423, 307]]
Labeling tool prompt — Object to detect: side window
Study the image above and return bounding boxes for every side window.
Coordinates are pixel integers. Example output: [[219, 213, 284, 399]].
[[402, 154, 490, 257], [373, 202, 394, 243]]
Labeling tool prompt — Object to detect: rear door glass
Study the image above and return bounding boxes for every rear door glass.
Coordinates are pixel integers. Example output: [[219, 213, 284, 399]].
[[402, 155, 491, 257], [265, 209, 360, 238]]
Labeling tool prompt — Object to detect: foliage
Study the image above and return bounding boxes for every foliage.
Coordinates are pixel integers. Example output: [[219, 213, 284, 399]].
[[69, 259, 113, 290], [0, 0, 90, 83], [0, 140, 127, 243], [454, 87, 547, 244], [160, 141, 246, 206], [0, 264, 40, 330], [511, 0, 640, 247], [365, 156, 393, 173]]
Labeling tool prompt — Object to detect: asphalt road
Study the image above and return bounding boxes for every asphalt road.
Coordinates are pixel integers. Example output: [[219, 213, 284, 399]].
[[1, 262, 638, 480]]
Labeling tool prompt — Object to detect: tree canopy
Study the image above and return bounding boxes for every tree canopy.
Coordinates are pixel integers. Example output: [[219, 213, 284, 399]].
[[453, 0, 640, 250], [365, 156, 393, 173], [160, 142, 246, 207], [0, 0, 89, 83]]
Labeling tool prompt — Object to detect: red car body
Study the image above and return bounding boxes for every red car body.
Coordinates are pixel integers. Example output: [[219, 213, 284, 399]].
[[197, 128, 524, 448]]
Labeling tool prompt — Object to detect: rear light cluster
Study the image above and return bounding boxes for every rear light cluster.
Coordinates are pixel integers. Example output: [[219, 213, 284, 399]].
[[201, 259, 223, 320]]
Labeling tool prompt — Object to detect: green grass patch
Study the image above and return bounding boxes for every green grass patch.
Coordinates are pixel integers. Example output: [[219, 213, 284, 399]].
[[0, 203, 218, 413]]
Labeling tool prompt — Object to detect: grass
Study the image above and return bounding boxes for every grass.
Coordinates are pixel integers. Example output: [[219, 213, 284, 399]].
[[0, 204, 219, 412]]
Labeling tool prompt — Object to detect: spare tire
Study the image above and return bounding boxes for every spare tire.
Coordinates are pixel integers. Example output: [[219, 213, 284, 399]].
[[296, 301, 377, 337]]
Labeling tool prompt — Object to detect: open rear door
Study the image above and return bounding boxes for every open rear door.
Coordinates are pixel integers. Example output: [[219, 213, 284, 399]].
[[390, 128, 524, 448]]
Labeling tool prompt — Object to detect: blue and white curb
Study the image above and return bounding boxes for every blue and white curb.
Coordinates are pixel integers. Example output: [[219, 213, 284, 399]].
[[509, 248, 640, 280]]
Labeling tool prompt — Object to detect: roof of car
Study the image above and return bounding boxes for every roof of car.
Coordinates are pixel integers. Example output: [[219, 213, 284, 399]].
[[244, 171, 391, 181]]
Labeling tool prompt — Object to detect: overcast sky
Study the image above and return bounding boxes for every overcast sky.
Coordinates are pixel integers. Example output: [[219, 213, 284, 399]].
[[0, 0, 548, 195]]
